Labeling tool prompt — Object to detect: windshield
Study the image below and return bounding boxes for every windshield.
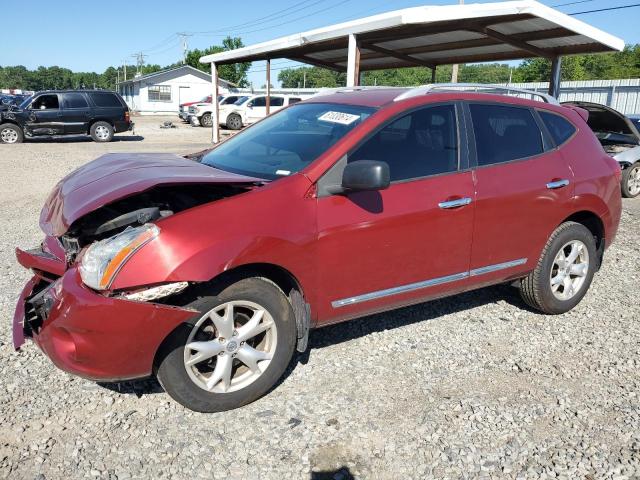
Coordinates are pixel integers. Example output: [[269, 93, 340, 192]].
[[201, 102, 375, 180], [19, 96, 33, 109], [233, 96, 249, 106]]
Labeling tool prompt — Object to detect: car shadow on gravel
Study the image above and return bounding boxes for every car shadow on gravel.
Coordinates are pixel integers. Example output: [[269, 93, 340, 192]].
[[96, 284, 530, 400], [26, 135, 145, 143]]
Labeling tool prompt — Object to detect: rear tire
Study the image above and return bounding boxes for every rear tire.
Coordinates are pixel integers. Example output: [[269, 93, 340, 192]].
[[90, 121, 114, 142], [200, 113, 213, 127], [0, 124, 24, 144], [520, 221, 597, 314], [621, 162, 640, 198], [156, 278, 297, 413], [227, 113, 243, 130]]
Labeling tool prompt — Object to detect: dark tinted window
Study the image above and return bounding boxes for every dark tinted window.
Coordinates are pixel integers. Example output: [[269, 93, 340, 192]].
[[470, 104, 543, 166], [31, 94, 59, 110], [63, 92, 88, 109], [289, 97, 302, 105], [270, 97, 284, 107], [250, 97, 266, 107], [350, 104, 458, 182], [90, 92, 122, 107], [539, 111, 576, 146]]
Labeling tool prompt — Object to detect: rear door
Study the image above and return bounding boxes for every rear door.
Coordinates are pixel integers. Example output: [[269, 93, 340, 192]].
[[465, 102, 575, 285], [61, 92, 91, 134], [315, 102, 476, 323], [26, 94, 63, 135]]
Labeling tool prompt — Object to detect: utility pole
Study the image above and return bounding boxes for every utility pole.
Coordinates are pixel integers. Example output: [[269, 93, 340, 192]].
[[131, 52, 147, 76], [122, 59, 128, 81], [177, 32, 193, 64], [451, 0, 464, 83], [303, 70, 306, 88]]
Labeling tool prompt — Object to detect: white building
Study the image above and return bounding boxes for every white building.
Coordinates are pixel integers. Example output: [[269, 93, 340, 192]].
[[117, 65, 235, 115]]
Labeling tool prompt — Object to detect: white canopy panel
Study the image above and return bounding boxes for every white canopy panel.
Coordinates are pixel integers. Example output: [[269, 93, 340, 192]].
[[200, 0, 624, 70]]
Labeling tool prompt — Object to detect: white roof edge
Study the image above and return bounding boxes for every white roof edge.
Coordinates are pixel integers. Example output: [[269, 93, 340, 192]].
[[199, 0, 624, 65]]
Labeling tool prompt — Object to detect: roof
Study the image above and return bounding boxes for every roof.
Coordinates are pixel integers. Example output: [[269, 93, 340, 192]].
[[117, 65, 236, 86], [200, 0, 624, 70]]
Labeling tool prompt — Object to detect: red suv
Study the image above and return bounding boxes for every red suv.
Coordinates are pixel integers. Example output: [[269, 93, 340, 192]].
[[13, 86, 622, 412]]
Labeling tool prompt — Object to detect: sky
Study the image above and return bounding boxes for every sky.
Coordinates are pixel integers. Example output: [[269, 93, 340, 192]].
[[2, 0, 639, 87]]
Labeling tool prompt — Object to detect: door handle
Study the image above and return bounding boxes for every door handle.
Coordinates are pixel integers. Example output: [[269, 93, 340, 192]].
[[438, 197, 472, 209], [546, 179, 569, 189]]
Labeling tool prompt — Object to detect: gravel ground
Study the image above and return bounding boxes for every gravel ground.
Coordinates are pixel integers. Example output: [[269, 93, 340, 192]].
[[1, 116, 639, 479]]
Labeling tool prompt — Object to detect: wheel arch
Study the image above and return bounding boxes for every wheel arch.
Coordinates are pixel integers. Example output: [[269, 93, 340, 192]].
[[559, 210, 605, 268], [87, 118, 114, 133]]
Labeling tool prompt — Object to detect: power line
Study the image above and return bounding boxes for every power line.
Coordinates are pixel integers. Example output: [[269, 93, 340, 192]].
[[550, 0, 596, 7], [569, 2, 640, 14]]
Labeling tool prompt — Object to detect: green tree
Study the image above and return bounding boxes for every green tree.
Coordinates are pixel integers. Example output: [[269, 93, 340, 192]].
[[278, 66, 346, 88], [185, 37, 251, 86]]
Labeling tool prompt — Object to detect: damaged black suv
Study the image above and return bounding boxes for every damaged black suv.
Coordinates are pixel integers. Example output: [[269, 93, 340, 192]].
[[0, 90, 132, 144]]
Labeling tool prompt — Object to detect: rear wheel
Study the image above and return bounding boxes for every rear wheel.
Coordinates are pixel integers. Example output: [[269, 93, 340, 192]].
[[621, 162, 640, 198], [156, 278, 297, 412], [90, 121, 114, 142], [227, 113, 243, 130], [520, 222, 597, 314], [200, 113, 212, 127], [0, 124, 23, 144]]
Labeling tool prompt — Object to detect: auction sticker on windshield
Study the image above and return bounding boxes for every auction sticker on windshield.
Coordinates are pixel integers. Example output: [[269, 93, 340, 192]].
[[318, 111, 361, 125]]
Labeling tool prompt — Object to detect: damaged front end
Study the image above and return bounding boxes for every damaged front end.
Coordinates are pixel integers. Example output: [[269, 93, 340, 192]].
[[13, 153, 265, 379]]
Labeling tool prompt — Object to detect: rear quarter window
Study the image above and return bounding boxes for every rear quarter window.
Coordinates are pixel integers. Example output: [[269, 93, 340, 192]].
[[539, 111, 576, 146], [469, 103, 544, 166], [89, 92, 123, 108]]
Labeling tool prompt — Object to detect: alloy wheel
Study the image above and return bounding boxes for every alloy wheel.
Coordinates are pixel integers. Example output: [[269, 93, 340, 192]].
[[627, 165, 640, 197], [0, 128, 18, 144], [183, 300, 277, 394], [94, 125, 110, 140], [550, 240, 590, 301]]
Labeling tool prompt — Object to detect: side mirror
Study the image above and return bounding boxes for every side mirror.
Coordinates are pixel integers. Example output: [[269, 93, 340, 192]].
[[328, 160, 390, 194]]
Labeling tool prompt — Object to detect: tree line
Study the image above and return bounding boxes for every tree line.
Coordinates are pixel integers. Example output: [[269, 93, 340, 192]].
[[1, 41, 638, 92]]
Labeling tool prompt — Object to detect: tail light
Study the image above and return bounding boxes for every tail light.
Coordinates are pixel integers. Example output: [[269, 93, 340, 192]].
[[125, 111, 130, 123]]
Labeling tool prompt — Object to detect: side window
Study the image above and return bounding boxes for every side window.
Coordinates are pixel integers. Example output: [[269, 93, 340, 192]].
[[63, 93, 88, 109], [90, 92, 123, 107], [289, 97, 302, 105], [31, 94, 59, 110], [539, 111, 576, 146], [350, 104, 459, 182], [270, 97, 285, 107], [251, 97, 266, 107], [469, 104, 543, 166]]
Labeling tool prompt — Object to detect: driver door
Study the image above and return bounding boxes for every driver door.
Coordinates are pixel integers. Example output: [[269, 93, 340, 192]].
[[26, 94, 64, 135]]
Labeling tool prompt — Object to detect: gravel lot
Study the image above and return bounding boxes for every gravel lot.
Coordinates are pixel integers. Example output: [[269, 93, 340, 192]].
[[1, 116, 639, 479]]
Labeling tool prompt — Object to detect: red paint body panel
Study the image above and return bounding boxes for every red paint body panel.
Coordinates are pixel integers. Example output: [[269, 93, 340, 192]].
[[14, 269, 196, 380], [14, 89, 623, 382], [40, 153, 262, 236]]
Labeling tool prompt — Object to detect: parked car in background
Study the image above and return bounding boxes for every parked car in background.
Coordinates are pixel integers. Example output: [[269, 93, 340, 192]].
[[178, 95, 212, 122], [188, 95, 249, 127], [562, 101, 640, 198], [0, 90, 132, 144], [629, 114, 640, 131], [13, 85, 621, 412], [0, 94, 29, 111]]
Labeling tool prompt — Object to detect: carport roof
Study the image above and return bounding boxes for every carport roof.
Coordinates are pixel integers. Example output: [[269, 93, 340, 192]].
[[199, 0, 624, 70]]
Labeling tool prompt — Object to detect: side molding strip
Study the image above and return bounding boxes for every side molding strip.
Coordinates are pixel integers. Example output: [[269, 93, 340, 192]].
[[331, 258, 527, 308]]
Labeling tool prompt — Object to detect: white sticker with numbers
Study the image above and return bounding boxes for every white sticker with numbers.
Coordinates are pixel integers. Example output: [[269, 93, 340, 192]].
[[318, 111, 360, 125]]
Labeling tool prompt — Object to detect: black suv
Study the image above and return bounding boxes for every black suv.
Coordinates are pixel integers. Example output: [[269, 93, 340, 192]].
[[0, 90, 132, 144]]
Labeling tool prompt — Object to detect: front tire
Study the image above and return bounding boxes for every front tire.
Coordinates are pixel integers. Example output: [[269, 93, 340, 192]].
[[621, 162, 640, 198], [200, 113, 213, 127], [226, 113, 243, 130], [0, 124, 24, 144], [156, 278, 297, 413], [90, 121, 114, 142], [520, 222, 597, 314]]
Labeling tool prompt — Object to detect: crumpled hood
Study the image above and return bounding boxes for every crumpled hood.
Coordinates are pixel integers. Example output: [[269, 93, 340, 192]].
[[40, 153, 262, 236]]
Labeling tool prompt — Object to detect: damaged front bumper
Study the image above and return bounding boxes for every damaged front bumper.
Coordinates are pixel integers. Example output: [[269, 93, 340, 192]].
[[13, 248, 197, 382]]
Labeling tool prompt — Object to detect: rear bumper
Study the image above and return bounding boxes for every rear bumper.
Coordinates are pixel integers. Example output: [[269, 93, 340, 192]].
[[13, 268, 196, 381], [114, 120, 133, 133]]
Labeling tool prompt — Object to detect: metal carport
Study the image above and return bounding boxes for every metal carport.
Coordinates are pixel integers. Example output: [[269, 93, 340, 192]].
[[200, 0, 624, 142]]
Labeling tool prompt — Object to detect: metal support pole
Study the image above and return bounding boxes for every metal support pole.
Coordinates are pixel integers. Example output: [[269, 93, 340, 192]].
[[211, 62, 220, 144], [431, 67, 437, 83], [346, 34, 361, 87], [549, 56, 562, 99], [266, 59, 271, 115]]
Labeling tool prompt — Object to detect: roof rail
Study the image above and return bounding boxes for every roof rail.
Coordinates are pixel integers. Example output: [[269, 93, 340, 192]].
[[394, 83, 560, 105], [310, 86, 399, 97]]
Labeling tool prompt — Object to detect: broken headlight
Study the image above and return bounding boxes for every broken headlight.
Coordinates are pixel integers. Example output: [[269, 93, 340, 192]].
[[79, 224, 159, 290]]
